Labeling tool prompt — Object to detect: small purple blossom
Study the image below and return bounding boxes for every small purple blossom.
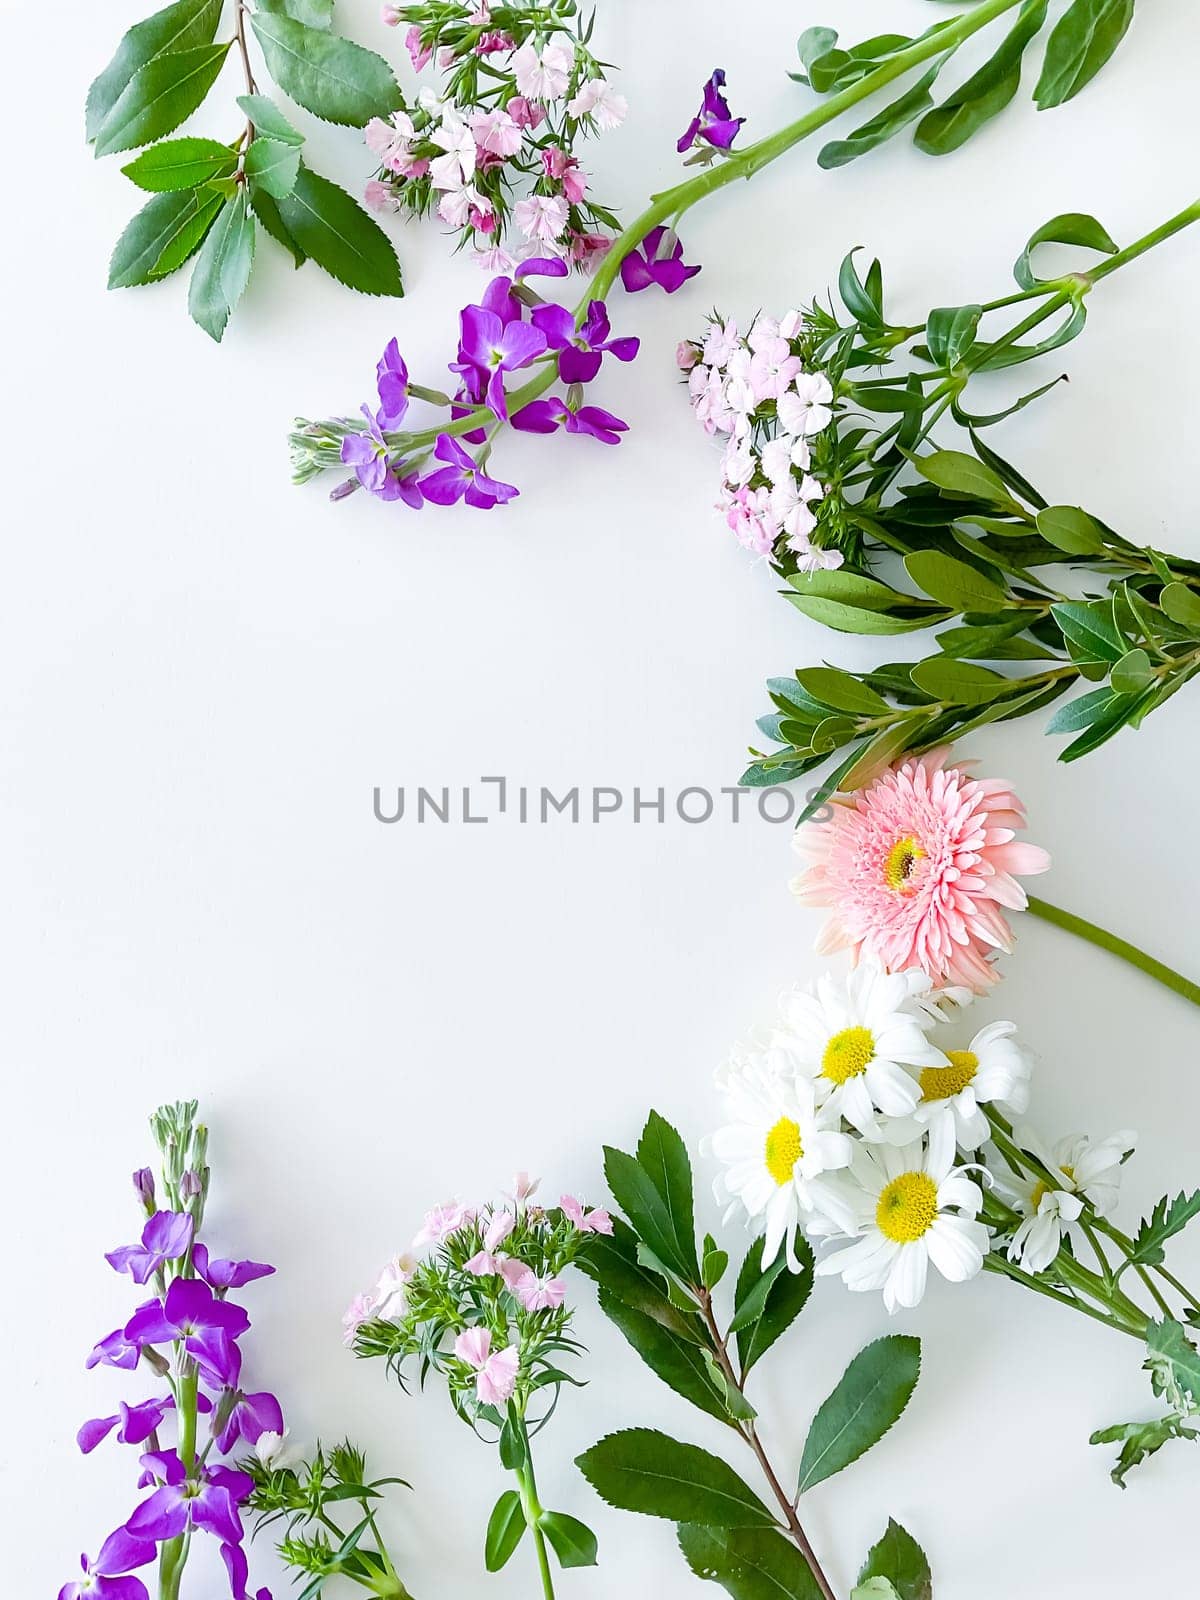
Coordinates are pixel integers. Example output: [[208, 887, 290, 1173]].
[[87, 1322, 145, 1372], [510, 397, 628, 446], [340, 407, 424, 507], [451, 304, 548, 421], [105, 1211, 193, 1285], [193, 1242, 276, 1291], [619, 227, 701, 295], [124, 1278, 249, 1388], [214, 1388, 284, 1454], [376, 338, 410, 428], [419, 434, 519, 509], [677, 68, 745, 152], [531, 298, 639, 385], [58, 1530, 157, 1600], [127, 1450, 251, 1548], [78, 1395, 181, 1455]]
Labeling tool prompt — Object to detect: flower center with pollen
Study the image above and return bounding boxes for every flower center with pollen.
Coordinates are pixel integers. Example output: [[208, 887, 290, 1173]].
[[764, 1117, 803, 1185], [884, 835, 925, 893], [822, 1026, 875, 1085], [919, 1050, 979, 1102], [1031, 1164, 1074, 1211], [876, 1171, 939, 1242]]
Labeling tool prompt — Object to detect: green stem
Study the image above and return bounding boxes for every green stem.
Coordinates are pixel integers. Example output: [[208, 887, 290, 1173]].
[[158, 1367, 199, 1600], [1026, 895, 1200, 1010], [512, 1413, 556, 1600], [982, 1253, 1142, 1338]]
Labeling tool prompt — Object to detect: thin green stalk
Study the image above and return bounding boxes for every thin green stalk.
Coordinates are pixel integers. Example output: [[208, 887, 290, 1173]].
[[512, 1413, 556, 1600], [1026, 896, 1200, 1010], [158, 1366, 199, 1600], [981, 1253, 1142, 1338]]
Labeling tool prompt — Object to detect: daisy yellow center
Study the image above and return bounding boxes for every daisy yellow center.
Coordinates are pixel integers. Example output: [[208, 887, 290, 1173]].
[[884, 835, 925, 893], [919, 1049, 979, 1102], [764, 1116, 803, 1185], [1031, 1164, 1074, 1210], [821, 1026, 875, 1085], [876, 1171, 939, 1243]]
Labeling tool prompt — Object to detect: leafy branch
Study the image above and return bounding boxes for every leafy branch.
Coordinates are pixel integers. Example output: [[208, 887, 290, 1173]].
[[89, 0, 405, 340]]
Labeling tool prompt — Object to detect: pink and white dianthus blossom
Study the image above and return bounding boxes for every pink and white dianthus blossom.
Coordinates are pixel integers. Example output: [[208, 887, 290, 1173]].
[[513, 193, 570, 243], [792, 748, 1051, 992], [512, 39, 574, 100]]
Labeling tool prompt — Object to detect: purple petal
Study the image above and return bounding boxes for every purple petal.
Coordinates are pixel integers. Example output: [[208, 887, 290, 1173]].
[[126, 1485, 188, 1542], [605, 335, 639, 363], [142, 1212, 193, 1262], [509, 399, 562, 435], [123, 1300, 173, 1347], [578, 300, 611, 345], [557, 346, 602, 386], [87, 1327, 142, 1371], [340, 433, 378, 468], [138, 1449, 186, 1486], [104, 1246, 154, 1284], [417, 467, 467, 506], [529, 303, 574, 350], [701, 116, 744, 149], [221, 1542, 252, 1600], [78, 1414, 121, 1454], [210, 1465, 255, 1500], [93, 1579, 150, 1600], [118, 1397, 173, 1446], [188, 1329, 242, 1390], [164, 1277, 250, 1338], [498, 321, 549, 370], [676, 114, 701, 154], [479, 275, 521, 324], [458, 304, 502, 366], [192, 1485, 244, 1547], [515, 256, 569, 279], [433, 433, 473, 472], [94, 1529, 158, 1576], [619, 254, 654, 294]]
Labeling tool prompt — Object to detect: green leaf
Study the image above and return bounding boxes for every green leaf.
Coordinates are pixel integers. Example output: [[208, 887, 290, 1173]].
[[857, 1520, 932, 1600], [1057, 690, 1144, 760], [701, 1350, 759, 1422], [1111, 648, 1154, 695], [604, 1149, 697, 1287], [732, 1240, 814, 1378], [818, 65, 943, 169], [1035, 504, 1106, 554], [795, 668, 889, 716], [853, 1583, 900, 1600], [579, 1217, 705, 1342], [1145, 1318, 1200, 1408], [577, 1431, 775, 1527], [258, 0, 335, 25], [187, 188, 255, 341], [923, 303, 982, 369], [796, 741, 871, 825], [904, 549, 1007, 613], [539, 1511, 598, 1569], [93, 42, 232, 159], [598, 1289, 728, 1422], [1090, 1413, 1200, 1488], [121, 135, 237, 190], [1044, 687, 1115, 735], [1051, 600, 1125, 663], [837, 717, 929, 790], [498, 1414, 526, 1471], [274, 166, 403, 295], [787, 596, 945, 635], [786, 570, 903, 612], [910, 657, 1010, 705], [838, 247, 885, 327], [796, 1336, 921, 1494], [237, 93, 306, 144], [915, 0, 1048, 154], [108, 186, 223, 287], [1127, 1192, 1200, 1271], [637, 1111, 701, 1281], [245, 135, 303, 197], [1013, 210, 1118, 289], [678, 1524, 823, 1600], [911, 449, 1021, 509], [702, 1244, 730, 1290], [484, 1490, 526, 1572], [1035, 0, 1135, 108], [86, 0, 222, 142], [1160, 583, 1200, 631], [251, 12, 402, 126], [795, 27, 840, 84], [249, 187, 307, 267]]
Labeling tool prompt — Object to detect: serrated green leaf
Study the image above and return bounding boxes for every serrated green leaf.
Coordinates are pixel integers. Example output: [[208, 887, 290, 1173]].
[[274, 166, 403, 295], [251, 12, 401, 126], [121, 135, 237, 190], [578, 1217, 706, 1342], [604, 1148, 697, 1287], [187, 188, 255, 341], [818, 64, 943, 169], [539, 1511, 598, 1569], [598, 1289, 727, 1422], [797, 1336, 921, 1494], [258, 0, 335, 25], [637, 1111, 701, 1281], [678, 1524, 823, 1599], [1090, 1413, 1200, 1488], [108, 186, 222, 287], [576, 1430, 775, 1527], [237, 92, 305, 144], [915, 0, 1048, 153], [1145, 1317, 1200, 1407], [1127, 1192, 1200, 1270], [905, 549, 1007, 613], [702, 1245, 730, 1290], [86, 0, 222, 141], [732, 1240, 814, 1378], [1013, 210, 1118, 290], [94, 41, 232, 158], [1160, 583, 1200, 631], [245, 135, 302, 197], [484, 1490, 526, 1572], [249, 186, 307, 266], [857, 1520, 932, 1600], [1035, 504, 1106, 554], [1035, 0, 1135, 109]]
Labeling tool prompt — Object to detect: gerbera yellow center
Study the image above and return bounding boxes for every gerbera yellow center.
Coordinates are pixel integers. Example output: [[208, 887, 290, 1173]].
[[821, 1026, 876, 1085], [876, 1171, 940, 1243], [1031, 1164, 1074, 1211], [884, 835, 925, 893], [919, 1049, 979, 1102], [764, 1116, 803, 1185]]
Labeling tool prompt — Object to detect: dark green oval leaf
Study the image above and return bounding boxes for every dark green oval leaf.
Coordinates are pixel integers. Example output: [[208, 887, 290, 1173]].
[[1034, 0, 1135, 109], [539, 1510, 598, 1569], [904, 550, 1007, 613], [679, 1524, 823, 1600], [122, 136, 237, 191], [484, 1490, 526, 1572], [108, 186, 223, 287], [857, 1520, 932, 1600], [796, 1336, 921, 1494], [251, 12, 402, 126], [576, 1430, 774, 1527], [187, 189, 256, 341], [94, 41, 232, 159], [598, 1289, 727, 1421], [274, 165, 403, 295], [915, 0, 1048, 154], [245, 135, 303, 197], [1013, 209, 1118, 290], [86, 0, 222, 141]]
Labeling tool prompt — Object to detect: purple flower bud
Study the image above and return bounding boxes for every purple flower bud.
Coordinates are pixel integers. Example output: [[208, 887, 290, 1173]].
[[132, 1168, 156, 1213]]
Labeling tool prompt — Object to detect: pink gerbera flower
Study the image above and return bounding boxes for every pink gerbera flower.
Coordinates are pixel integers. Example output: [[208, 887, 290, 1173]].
[[791, 748, 1050, 992]]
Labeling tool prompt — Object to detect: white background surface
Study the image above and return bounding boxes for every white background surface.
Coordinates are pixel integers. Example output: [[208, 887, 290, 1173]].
[[5, 2, 1200, 1595]]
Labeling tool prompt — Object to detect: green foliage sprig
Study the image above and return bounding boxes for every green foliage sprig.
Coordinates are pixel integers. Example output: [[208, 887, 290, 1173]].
[[89, 0, 406, 340], [576, 1111, 932, 1600]]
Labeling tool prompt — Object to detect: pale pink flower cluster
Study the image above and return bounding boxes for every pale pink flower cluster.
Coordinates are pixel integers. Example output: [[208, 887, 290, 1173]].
[[684, 312, 839, 570], [455, 1326, 520, 1404]]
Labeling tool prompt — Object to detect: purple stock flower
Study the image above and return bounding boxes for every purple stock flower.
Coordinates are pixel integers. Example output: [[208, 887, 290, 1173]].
[[677, 68, 745, 152], [419, 434, 519, 509], [124, 1278, 249, 1388], [78, 1395, 182, 1455], [58, 1529, 157, 1600], [531, 299, 639, 385], [192, 1242, 275, 1291], [215, 1388, 284, 1454], [221, 1540, 273, 1600], [511, 397, 628, 446], [132, 1169, 156, 1212], [105, 1212, 193, 1285], [451, 304, 548, 421], [340, 407, 423, 507], [127, 1450, 251, 1548], [375, 338, 410, 428], [619, 227, 701, 295], [87, 1321, 146, 1372]]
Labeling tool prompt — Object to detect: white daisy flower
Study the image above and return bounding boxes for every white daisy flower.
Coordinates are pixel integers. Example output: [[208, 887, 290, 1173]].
[[777, 371, 833, 437], [997, 1129, 1137, 1273], [776, 965, 947, 1137], [911, 1020, 1033, 1151], [707, 1045, 854, 1272], [814, 1121, 988, 1312]]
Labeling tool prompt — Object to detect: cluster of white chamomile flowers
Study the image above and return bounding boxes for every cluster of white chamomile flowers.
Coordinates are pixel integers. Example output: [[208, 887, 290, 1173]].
[[678, 312, 839, 569], [707, 965, 1136, 1312]]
